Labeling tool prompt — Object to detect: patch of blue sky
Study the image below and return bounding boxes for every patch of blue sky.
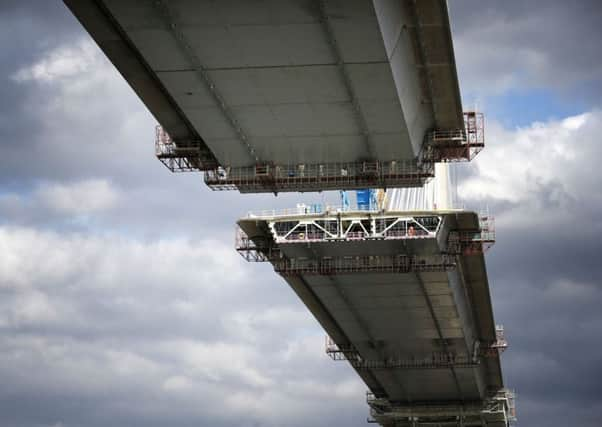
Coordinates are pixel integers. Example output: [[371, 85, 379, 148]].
[[464, 87, 588, 128]]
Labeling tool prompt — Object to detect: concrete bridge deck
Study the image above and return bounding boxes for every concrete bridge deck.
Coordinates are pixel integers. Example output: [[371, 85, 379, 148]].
[[237, 208, 515, 426], [64, 0, 475, 192]]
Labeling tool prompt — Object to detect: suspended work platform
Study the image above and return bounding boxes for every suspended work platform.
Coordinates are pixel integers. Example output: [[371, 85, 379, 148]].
[[236, 207, 515, 426]]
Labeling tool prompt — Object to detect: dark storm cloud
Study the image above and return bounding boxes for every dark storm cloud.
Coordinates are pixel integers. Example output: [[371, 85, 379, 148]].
[[449, 0, 602, 102], [456, 110, 602, 426], [0, 1, 83, 187]]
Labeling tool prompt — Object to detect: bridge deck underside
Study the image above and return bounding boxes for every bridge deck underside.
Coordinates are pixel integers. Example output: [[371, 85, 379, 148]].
[[66, 0, 463, 170], [238, 211, 503, 406], [282, 241, 486, 403]]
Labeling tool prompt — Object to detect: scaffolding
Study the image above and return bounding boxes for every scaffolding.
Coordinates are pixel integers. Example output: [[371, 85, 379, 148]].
[[274, 254, 457, 276], [235, 225, 458, 274], [154, 125, 218, 171], [154, 111, 484, 192], [325, 334, 507, 370], [479, 325, 509, 357], [325, 338, 479, 370], [234, 226, 284, 262], [235, 212, 495, 266], [367, 389, 516, 426], [447, 214, 495, 255], [203, 160, 434, 193], [266, 214, 442, 244], [423, 112, 485, 162]]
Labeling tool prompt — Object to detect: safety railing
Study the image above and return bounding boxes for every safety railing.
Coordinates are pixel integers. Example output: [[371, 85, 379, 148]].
[[368, 389, 516, 426], [326, 337, 478, 370], [154, 126, 217, 171], [204, 160, 434, 193], [234, 226, 279, 262], [274, 254, 457, 276], [266, 215, 442, 244], [447, 214, 496, 254], [423, 111, 485, 162]]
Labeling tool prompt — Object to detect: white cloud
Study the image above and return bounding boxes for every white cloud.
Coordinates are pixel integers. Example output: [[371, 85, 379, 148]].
[[0, 224, 363, 425], [459, 111, 602, 229], [12, 290, 59, 323], [0, 225, 242, 292], [11, 40, 98, 83], [35, 179, 121, 215], [451, 3, 602, 98], [163, 375, 194, 392], [160, 339, 273, 388]]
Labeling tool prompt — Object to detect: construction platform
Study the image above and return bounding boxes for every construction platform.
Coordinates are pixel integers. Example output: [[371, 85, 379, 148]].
[[237, 207, 515, 426]]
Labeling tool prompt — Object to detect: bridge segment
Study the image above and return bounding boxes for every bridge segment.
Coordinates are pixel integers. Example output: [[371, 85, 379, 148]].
[[65, 0, 480, 193], [237, 207, 515, 426]]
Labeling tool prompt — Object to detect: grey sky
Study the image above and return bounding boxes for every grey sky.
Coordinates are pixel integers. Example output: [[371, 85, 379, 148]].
[[1, 1, 602, 427]]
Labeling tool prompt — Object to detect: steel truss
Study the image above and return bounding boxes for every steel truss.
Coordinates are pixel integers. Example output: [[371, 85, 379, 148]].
[[367, 389, 516, 427], [267, 214, 442, 244], [235, 212, 495, 266]]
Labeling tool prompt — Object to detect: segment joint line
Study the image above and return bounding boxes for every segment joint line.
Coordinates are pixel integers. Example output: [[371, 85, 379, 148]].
[[153, 0, 259, 163], [401, 239, 465, 402], [409, 0, 437, 122], [318, 0, 376, 159]]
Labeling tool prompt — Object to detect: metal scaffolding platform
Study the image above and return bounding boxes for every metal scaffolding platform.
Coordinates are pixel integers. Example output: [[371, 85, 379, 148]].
[[325, 324, 508, 370], [423, 112, 485, 163], [235, 209, 496, 272], [203, 160, 434, 193], [273, 254, 458, 276], [325, 337, 480, 370], [155, 111, 484, 193], [154, 126, 218, 171], [367, 389, 516, 427]]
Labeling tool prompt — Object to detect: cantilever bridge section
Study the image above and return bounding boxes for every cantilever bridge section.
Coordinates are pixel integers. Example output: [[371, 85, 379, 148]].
[[237, 207, 516, 426], [65, 0, 483, 193]]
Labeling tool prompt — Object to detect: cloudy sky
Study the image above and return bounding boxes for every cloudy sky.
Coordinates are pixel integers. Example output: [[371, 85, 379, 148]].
[[1, 1, 601, 426]]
